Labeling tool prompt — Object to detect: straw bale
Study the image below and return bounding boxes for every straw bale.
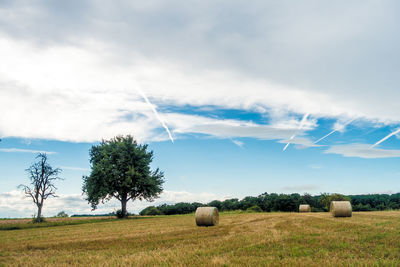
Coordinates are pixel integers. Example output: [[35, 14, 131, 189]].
[[195, 207, 219, 226], [299, 204, 311, 212], [330, 201, 352, 217]]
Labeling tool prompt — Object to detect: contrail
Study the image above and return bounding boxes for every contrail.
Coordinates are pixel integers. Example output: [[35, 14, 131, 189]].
[[370, 128, 400, 149], [314, 118, 356, 144], [283, 113, 310, 151], [135, 88, 174, 143]]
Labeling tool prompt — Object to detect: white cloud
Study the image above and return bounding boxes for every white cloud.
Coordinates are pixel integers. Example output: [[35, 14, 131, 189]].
[[308, 164, 323, 169], [278, 137, 321, 150], [0, 148, 56, 154], [0, 189, 222, 218], [0, 190, 117, 218], [59, 166, 91, 172], [155, 190, 220, 204], [169, 113, 317, 141], [0, 1, 399, 153], [333, 120, 349, 133], [0, 33, 395, 144], [325, 144, 400, 159]]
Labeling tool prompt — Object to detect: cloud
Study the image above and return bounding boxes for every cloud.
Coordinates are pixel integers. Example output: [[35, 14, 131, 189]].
[[0, 148, 56, 154], [0, 189, 222, 218], [0, 1, 399, 148], [155, 190, 220, 204], [170, 113, 317, 141], [332, 119, 354, 133], [308, 164, 323, 169], [0, 190, 116, 218], [278, 137, 321, 149], [325, 144, 400, 159], [59, 166, 91, 172]]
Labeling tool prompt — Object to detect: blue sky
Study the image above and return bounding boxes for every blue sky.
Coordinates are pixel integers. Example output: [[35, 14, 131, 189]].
[[1, 0, 400, 217]]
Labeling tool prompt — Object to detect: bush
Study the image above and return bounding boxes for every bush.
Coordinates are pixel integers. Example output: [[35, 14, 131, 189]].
[[32, 216, 45, 223], [56, 211, 69, 218], [140, 206, 163, 216], [311, 207, 324, 212], [353, 203, 372, 211], [115, 209, 131, 218], [246, 205, 263, 213]]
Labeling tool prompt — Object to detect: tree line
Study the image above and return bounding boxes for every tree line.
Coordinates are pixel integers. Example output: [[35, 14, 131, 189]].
[[139, 192, 400, 215]]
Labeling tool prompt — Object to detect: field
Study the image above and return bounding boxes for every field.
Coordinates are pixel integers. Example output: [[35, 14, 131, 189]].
[[1, 211, 400, 266]]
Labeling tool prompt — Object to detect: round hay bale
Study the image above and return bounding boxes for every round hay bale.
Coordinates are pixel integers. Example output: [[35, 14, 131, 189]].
[[299, 204, 311, 212], [330, 201, 352, 217], [195, 207, 219, 227]]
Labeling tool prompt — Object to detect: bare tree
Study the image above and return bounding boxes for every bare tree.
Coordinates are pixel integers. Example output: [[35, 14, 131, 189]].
[[19, 153, 62, 222]]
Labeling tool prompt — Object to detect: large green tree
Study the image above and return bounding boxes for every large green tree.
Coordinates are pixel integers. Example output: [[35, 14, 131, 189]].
[[82, 135, 164, 218]]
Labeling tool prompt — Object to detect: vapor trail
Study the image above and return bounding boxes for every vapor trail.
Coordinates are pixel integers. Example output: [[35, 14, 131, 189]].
[[283, 113, 310, 151], [314, 118, 356, 144], [135, 88, 174, 143], [370, 128, 400, 149]]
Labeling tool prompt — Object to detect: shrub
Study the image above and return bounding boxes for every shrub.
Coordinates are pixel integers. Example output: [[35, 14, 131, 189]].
[[140, 206, 163, 216], [32, 216, 45, 223], [56, 211, 69, 217], [246, 205, 263, 213], [115, 209, 131, 218], [353, 203, 372, 211]]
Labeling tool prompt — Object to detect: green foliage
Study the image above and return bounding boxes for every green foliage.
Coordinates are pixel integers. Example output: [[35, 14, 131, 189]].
[[56, 211, 68, 218], [208, 200, 222, 210], [350, 193, 400, 211], [82, 135, 164, 218], [158, 202, 204, 215], [138, 192, 400, 215], [246, 205, 263, 212], [140, 206, 163, 216], [221, 198, 240, 211], [115, 209, 131, 218], [239, 196, 259, 210]]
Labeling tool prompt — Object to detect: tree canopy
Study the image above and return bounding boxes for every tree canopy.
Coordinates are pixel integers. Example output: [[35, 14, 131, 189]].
[[82, 135, 164, 218]]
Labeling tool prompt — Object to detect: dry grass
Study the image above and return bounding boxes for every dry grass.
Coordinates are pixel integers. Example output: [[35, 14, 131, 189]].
[[1, 211, 400, 266], [0, 216, 114, 225]]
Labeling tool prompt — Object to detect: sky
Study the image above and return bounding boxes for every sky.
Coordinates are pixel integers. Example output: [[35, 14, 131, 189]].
[[1, 0, 400, 218]]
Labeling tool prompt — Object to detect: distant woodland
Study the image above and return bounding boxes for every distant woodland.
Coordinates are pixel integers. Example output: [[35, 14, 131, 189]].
[[138, 193, 400, 216]]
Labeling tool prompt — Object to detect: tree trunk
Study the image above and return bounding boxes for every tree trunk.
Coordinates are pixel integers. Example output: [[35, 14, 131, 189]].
[[121, 198, 127, 218], [37, 204, 42, 219]]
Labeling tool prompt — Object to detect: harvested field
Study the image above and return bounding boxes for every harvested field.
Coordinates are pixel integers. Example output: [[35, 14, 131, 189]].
[[1, 211, 400, 266]]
